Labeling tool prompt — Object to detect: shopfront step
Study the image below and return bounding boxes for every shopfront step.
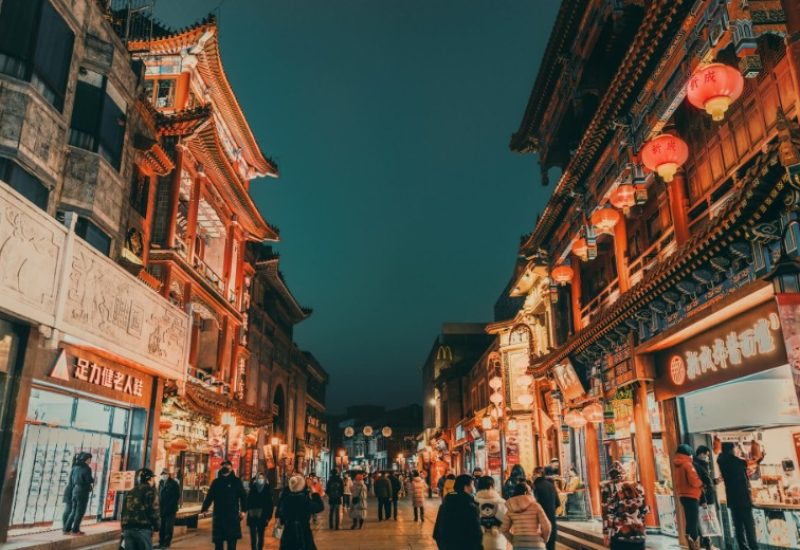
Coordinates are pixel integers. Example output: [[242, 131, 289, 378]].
[[556, 529, 606, 550], [0, 528, 122, 550]]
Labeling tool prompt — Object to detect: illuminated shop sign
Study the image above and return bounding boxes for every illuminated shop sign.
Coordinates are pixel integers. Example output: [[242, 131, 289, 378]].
[[51, 349, 145, 398], [655, 301, 788, 400]]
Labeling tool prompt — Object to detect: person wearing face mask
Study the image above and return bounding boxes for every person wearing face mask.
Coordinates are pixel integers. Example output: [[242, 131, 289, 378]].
[[246, 473, 273, 550], [121, 469, 160, 550], [157, 470, 181, 548], [201, 460, 247, 550], [694, 446, 720, 550], [432, 474, 482, 550]]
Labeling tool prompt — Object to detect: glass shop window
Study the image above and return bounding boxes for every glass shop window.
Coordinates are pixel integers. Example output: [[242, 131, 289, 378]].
[[73, 399, 112, 432], [0, 0, 74, 110], [69, 68, 127, 170], [26, 389, 74, 425], [0, 157, 49, 210]]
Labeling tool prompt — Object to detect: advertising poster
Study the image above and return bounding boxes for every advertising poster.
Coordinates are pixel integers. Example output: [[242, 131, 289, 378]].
[[486, 429, 502, 474], [776, 293, 800, 405], [505, 425, 520, 466], [553, 360, 586, 402]]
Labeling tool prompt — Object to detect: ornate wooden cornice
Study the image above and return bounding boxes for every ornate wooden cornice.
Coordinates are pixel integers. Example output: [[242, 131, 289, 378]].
[[184, 380, 273, 427], [531, 142, 786, 375]]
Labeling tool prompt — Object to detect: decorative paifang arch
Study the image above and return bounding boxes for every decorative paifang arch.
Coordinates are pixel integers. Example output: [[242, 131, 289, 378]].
[[509, 324, 532, 345], [272, 384, 286, 435]]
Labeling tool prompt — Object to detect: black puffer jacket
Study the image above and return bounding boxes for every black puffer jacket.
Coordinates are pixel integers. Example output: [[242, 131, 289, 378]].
[[278, 491, 324, 550], [693, 457, 716, 506], [201, 473, 247, 542], [433, 491, 482, 550]]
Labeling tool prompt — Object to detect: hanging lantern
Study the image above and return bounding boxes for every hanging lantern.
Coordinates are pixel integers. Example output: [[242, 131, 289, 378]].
[[363, 425, 374, 437], [564, 410, 587, 429], [686, 63, 744, 122], [489, 376, 503, 390], [481, 415, 493, 430], [382, 426, 393, 438], [489, 391, 503, 405], [517, 393, 534, 407], [344, 426, 355, 438], [170, 438, 189, 452], [572, 238, 589, 261], [610, 184, 636, 214], [507, 418, 518, 431], [159, 419, 173, 432], [582, 402, 604, 423], [591, 207, 621, 235], [516, 373, 534, 388], [551, 265, 574, 286], [641, 134, 689, 183]]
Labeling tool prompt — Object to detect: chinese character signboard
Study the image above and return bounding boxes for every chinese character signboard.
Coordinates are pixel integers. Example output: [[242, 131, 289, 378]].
[[553, 359, 586, 402], [50, 348, 149, 403], [654, 301, 788, 400], [108, 470, 136, 491]]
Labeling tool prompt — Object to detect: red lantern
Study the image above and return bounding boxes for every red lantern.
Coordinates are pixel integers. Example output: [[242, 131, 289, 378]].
[[686, 63, 744, 122], [610, 184, 635, 214], [572, 238, 588, 260], [641, 134, 689, 182], [591, 207, 621, 235], [582, 402, 604, 423], [170, 438, 189, 452], [551, 265, 574, 286], [158, 419, 173, 432]]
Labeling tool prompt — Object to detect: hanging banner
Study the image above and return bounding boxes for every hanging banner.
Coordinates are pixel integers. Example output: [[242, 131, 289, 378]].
[[505, 425, 520, 466], [516, 418, 536, 476], [486, 429, 502, 474], [776, 293, 800, 404], [553, 359, 586, 402]]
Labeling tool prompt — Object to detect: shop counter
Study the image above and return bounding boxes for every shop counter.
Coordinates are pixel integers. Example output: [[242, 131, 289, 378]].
[[719, 501, 800, 548]]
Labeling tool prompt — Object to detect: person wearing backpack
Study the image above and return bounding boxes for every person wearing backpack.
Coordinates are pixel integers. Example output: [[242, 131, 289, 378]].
[[325, 469, 344, 530]]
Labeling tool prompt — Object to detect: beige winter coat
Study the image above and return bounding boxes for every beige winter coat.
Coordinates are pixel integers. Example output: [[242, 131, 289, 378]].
[[500, 494, 552, 549]]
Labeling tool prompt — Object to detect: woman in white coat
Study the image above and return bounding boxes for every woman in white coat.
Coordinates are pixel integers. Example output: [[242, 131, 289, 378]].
[[474, 475, 508, 550]]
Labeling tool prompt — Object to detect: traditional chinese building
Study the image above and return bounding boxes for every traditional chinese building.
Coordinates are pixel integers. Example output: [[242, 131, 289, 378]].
[[0, 0, 189, 539], [119, 14, 284, 495], [510, 0, 800, 546]]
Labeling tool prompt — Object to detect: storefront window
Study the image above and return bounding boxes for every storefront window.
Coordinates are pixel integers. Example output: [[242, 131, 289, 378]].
[[73, 399, 112, 432], [26, 389, 73, 424], [111, 408, 129, 435]]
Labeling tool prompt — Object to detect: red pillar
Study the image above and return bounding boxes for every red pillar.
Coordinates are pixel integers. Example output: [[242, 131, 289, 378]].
[[668, 170, 691, 245], [570, 254, 583, 332], [613, 215, 630, 293], [632, 379, 658, 526], [584, 421, 603, 517]]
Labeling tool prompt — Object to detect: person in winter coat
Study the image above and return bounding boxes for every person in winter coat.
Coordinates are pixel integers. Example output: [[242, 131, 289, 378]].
[[201, 460, 247, 550], [410, 471, 428, 522], [433, 474, 482, 550], [694, 446, 720, 550], [374, 473, 393, 521], [674, 445, 704, 550], [277, 475, 324, 550], [601, 462, 648, 550], [533, 467, 558, 550], [325, 469, 344, 530], [246, 472, 274, 550], [348, 474, 368, 529], [389, 472, 402, 520], [474, 475, 507, 550], [61, 454, 78, 534], [342, 473, 353, 510], [441, 474, 456, 501], [500, 482, 552, 550], [717, 442, 760, 550], [157, 469, 181, 548], [121, 468, 160, 550], [503, 464, 526, 500], [63, 452, 94, 535]]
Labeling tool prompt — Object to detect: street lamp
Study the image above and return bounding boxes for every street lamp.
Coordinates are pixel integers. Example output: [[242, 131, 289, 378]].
[[220, 412, 237, 461]]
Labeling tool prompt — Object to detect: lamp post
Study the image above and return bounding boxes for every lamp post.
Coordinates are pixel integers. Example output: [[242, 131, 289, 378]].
[[220, 412, 237, 461]]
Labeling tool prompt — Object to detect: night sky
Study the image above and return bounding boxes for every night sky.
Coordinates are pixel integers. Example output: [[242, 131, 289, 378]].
[[155, 0, 559, 412]]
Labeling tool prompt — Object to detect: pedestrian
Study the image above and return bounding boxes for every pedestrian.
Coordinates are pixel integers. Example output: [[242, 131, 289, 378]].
[[324, 469, 344, 530], [246, 472, 273, 550], [277, 474, 324, 550], [694, 446, 720, 550], [306, 475, 323, 527], [441, 473, 456, 501], [601, 461, 648, 550], [717, 442, 760, 550], [472, 467, 484, 480], [533, 467, 558, 550], [499, 482, 552, 550], [61, 454, 78, 534], [502, 464, 526, 500], [121, 468, 160, 550], [410, 470, 428, 522], [63, 452, 94, 535], [157, 469, 180, 548], [674, 444, 703, 549], [349, 473, 368, 529], [433, 474, 482, 550], [342, 473, 353, 510], [389, 472, 402, 520], [374, 472, 392, 521], [201, 460, 247, 550], [437, 471, 449, 498], [474, 475, 507, 550]]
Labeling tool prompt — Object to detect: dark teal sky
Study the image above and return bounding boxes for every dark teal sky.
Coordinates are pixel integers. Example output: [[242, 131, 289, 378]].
[[155, 0, 558, 412]]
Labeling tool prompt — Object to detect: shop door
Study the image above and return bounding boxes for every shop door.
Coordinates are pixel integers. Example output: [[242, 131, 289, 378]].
[[10, 389, 132, 531]]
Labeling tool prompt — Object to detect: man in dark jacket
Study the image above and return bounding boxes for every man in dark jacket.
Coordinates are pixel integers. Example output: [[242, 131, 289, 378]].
[[157, 469, 181, 548], [201, 460, 247, 550], [534, 466, 559, 550], [325, 469, 344, 529], [717, 443, 759, 550], [694, 446, 719, 550], [432, 474, 482, 550], [389, 473, 402, 520], [122, 468, 160, 550], [374, 472, 392, 521], [63, 452, 94, 535]]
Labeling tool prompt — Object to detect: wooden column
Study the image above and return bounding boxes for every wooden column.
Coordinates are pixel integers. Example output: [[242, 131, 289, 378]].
[[185, 176, 202, 264], [584, 421, 603, 517], [662, 398, 687, 546], [613, 216, 630, 293], [165, 147, 184, 248], [570, 254, 583, 332], [667, 170, 690, 245], [632, 379, 658, 526]]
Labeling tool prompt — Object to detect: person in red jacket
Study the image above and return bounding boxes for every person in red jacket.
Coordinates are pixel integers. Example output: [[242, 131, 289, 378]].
[[674, 444, 704, 550]]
